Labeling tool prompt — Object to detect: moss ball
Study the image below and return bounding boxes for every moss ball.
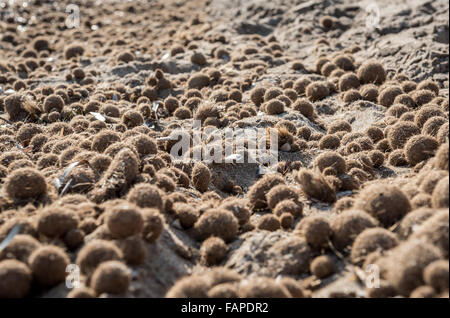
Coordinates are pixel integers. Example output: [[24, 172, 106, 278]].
[[257, 214, 281, 231], [67, 287, 96, 298], [321, 62, 338, 76], [194, 209, 239, 242], [0, 235, 40, 264], [76, 240, 123, 275], [273, 199, 303, 218], [29, 245, 69, 286], [292, 98, 315, 117], [388, 149, 407, 166], [238, 277, 290, 298], [387, 103, 409, 118], [127, 183, 163, 210], [327, 120, 352, 134], [436, 122, 449, 144], [248, 174, 285, 209], [350, 228, 398, 264], [200, 237, 228, 265], [414, 105, 445, 128], [0, 260, 32, 298], [422, 116, 446, 137], [122, 110, 144, 128], [386, 239, 441, 296], [331, 210, 378, 250], [357, 60, 386, 85], [91, 260, 130, 295], [409, 285, 436, 298], [360, 84, 379, 102], [174, 203, 199, 228], [368, 150, 384, 168], [296, 168, 336, 203], [279, 213, 294, 229], [265, 99, 285, 115], [423, 260, 449, 292], [417, 80, 440, 95], [188, 73, 210, 89], [192, 162, 211, 193], [43, 94, 65, 113], [106, 204, 144, 239], [3, 168, 47, 200], [411, 209, 448, 256], [319, 134, 340, 149], [355, 184, 411, 226], [411, 90, 436, 107], [404, 135, 438, 165], [378, 86, 403, 107], [166, 275, 210, 298], [310, 255, 336, 278], [296, 215, 332, 248], [141, 208, 164, 243], [387, 121, 420, 149], [250, 87, 266, 106], [266, 185, 299, 210], [434, 143, 448, 171], [37, 207, 79, 238], [338, 73, 359, 91], [314, 151, 346, 175], [343, 89, 361, 102], [114, 236, 147, 266], [306, 81, 329, 101]]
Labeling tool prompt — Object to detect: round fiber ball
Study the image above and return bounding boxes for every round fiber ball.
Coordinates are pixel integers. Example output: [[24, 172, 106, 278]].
[[67, 287, 96, 298], [43, 94, 65, 113], [279, 213, 294, 229], [355, 184, 411, 227], [122, 110, 144, 128], [388, 149, 408, 166], [360, 84, 378, 102], [434, 143, 449, 171], [350, 228, 398, 264], [368, 150, 384, 168], [248, 174, 285, 209], [423, 260, 449, 292], [292, 98, 315, 117], [76, 240, 123, 275], [378, 86, 403, 107], [0, 260, 32, 298], [141, 208, 164, 243], [0, 234, 40, 264], [397, 207, 434, 239], [273, 199, 303, 218], [192, 162, 211, 193], [194, 209, 239, 242], [422, 116, 447, 137], [436, 122, 449, 144], [257, 214, 281, 231], [266, 185, 299, 210], [296, 215, 332, 248], [411, 89, 436, 107], [106, 205, 144, 239], [414, 105, 445, 128], [410, 209, 448, 256], [387, 121, 420, 149], [238, 277, 290, 298], [37, 207, 79, 238], [3, 168, 47, 200], [410, 285, 436, 298], [386, 239, 441, 296], [313, 151, 346, 175], [357, 60, 386, 85], [29, 245, 70, 286], [310, 255, 336, 278], [166, 275, 210, 298], [319, 134, 340, 149], [327, 120, 352, 134], [91, 261, 131, 295], [174, 203, 199, 228], [417, 80, 440, 95], [250, 87, 266, 106], [109, 233, 143, 266], [339, 73, 359, 91], [127, 183, 163, 210], [306, 81, 329, 101], [265, 99, 285, 115], [330, 210, 378, 250], [200, 237, 228, 266], [404, 135, 438, 165]]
